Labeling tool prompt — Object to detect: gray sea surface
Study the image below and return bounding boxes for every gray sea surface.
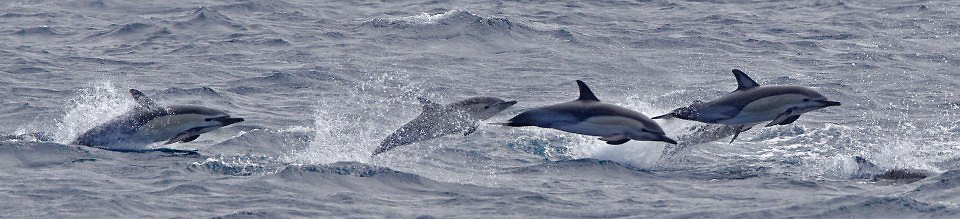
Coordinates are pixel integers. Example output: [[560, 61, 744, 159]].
[[2, 0, 960, 218]]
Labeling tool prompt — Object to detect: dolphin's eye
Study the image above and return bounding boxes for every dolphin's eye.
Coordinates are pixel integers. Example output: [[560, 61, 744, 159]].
[[803, 98, 810, 102], [484, 106, 490, 109]]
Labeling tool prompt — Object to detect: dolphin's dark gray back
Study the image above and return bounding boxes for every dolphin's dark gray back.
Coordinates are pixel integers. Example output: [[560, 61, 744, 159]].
[[507, 101, 663, 133], [505, 79, 663, 133], [706, 85, 826, 110]]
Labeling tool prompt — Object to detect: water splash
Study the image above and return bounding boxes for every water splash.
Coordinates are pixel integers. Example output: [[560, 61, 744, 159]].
[[285, 71, 426, 164], [52, 81, 133, 144], [372, 10, 469, 26], [190, 154, 281, 176]]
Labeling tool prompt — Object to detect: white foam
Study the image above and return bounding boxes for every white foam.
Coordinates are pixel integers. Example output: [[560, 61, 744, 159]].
[[283, 71, 424, 165], [52, 81, 133, 145], [388, 10, 468, 25]]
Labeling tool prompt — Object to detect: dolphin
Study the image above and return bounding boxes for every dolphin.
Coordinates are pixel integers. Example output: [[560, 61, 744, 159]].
[[652, 69, 841, 142], [500, 80, 677, 145], [373, 96, 517, 156], [852, 156, 929, 183], [71, 89, 244, 149]]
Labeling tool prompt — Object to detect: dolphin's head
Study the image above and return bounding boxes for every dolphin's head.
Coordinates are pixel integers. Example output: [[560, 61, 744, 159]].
[[451, 97, 518, 120], [793, 89, 841, 113]]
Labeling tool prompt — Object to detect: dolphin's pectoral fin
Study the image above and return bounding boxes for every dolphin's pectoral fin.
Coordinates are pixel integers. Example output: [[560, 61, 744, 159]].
[[463, 126, 478, 136], [179, 135, 200, 143], [606, 139, 630, 145], [151, 148, 200, 156], [777, 115, 801, 126], [599, 134, 626, 141], [765, 108, 797, 127], [164, 132, 199, 145], [729, 125, 753, 143], [599, 134, 629, 145]]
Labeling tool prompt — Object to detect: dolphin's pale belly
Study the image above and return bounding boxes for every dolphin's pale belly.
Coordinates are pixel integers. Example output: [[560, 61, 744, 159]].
[[717, 94, 807, 125], [135, 114, 217, 143], [552, 116, 644, 138]]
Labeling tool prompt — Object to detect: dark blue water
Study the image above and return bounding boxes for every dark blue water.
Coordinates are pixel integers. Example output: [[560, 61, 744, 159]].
[[2, 0, 959, 218]]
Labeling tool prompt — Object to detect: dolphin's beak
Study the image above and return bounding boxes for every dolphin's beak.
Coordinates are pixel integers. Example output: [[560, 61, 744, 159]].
[[210, 117, 244, 125], [660, 135, 678, 144], [819, 100, 841, 107], [651, 113, 673, 120]]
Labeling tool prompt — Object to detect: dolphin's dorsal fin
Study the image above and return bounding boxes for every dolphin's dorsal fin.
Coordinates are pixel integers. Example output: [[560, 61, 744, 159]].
[[732, 69, 760, 91], [575, 80, 600, 101], [417, 97, 443, 112], [129, 89, 163, 112]]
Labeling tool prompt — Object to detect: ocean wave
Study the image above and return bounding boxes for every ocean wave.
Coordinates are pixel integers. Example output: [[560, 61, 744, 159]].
[[812, 196, 958, 218], [148, 184, 211, 196], [503, 158, 653, 178], [0, 132, 54, 142], [902, 170, 960, 206], [2, 66, 49, 74], [234, 69, 346, 89], [172, 7, 247, 33], [213, 128, 313, 156], [911, 169, 960, 193], [85, 22, 172, 42], [0, 141, 94, 168], [360, 10, 576, 43], [189, 154, 280, 176], [733, 195, 958, 218], [503, 134, 575, 160], [152, 86, 226, 100], [277, 162, 409, 178], [207, 0, 293, 13], [0, 12, 57, 18], [11, 26, 71, 37]]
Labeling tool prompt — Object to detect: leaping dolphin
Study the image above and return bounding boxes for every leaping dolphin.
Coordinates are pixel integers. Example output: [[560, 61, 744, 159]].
[[72, 89, 244, 149], [500, 80, 677, 145], [373, 96, 517, 156], [653, 69, 840, 142]]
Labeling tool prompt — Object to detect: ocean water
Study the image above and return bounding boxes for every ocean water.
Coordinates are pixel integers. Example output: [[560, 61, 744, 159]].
[[2, 0, 959, 218]]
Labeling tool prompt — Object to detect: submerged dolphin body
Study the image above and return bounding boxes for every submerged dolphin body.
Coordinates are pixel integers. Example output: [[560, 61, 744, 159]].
[[852, 156, 929, 183], [501, 80, 677, 145], [653, 69, 840, 142], [373, 96, 517, 156], [72, 89, 244, 149]]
